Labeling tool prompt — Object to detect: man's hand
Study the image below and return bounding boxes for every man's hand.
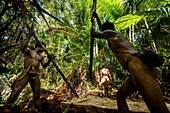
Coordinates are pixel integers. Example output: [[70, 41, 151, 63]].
[[91, 16, 96, 24], [91, 12, 97, 24], [92, 12, 98, 19], [91, 12, 96, 37], [91, 12, 102, 30]]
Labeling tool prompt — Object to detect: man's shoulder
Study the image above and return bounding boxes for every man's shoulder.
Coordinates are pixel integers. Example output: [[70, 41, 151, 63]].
[[102, 30, 118, 37], [103, 29, 117, 33]]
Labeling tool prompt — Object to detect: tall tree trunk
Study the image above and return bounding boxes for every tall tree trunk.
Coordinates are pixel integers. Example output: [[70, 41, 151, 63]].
[[94, 41, 99, 84], [144, 17, 158, 52], [131, 2, 136, 43], [129, 26, 132, 42]]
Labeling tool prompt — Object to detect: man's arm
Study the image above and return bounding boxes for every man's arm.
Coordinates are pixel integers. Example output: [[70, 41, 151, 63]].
[[20, 34, 32, 53], [92, 12, 102, 30], [91, 26, 117, 39], [91, 12, 117, 39], [41, 56, 52, 68], [20, 28, 35, 53]]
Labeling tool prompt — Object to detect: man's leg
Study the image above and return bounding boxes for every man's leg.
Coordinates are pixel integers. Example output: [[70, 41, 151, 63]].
[[116, 76, 137, 113], [3, 74, 29, 107], [129, 57, 169, 113], [29, 75, 42, 112], [104, 87, 109, 97]]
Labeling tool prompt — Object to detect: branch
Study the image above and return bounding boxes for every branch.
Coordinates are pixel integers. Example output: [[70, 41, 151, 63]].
[[31, 0, 51, 30], [31, 0, 63, 24]]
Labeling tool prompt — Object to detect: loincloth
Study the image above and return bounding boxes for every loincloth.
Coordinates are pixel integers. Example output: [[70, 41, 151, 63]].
[[130, 52, 164, 67], [121, 51, 164, 74], [121, 53, 147, 71], [113, 51, 138, 71], [11, 66, 39, 89], [114, 49, 165, 68], [119, 53, 144, 74]]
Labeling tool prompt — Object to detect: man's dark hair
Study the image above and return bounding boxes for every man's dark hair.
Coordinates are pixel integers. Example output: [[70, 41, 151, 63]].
[[35, 42, 46, 48], [102, 21, 115, 31]]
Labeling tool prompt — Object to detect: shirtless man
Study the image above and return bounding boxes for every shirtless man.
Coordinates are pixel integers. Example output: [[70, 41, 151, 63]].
[[3, 30, 52, 112], [99, 68, 113, 97], [91, 12, 169, 113]]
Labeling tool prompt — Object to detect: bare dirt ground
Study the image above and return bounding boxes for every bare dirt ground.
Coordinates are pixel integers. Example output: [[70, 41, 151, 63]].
[[61, 94, 170, 113], [1, 85, 170, 113]]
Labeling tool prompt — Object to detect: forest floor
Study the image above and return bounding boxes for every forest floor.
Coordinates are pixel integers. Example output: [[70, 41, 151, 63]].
[[1, 67, 170, 113], [1, 84, 170, 113], [21, 88, 170, 113]]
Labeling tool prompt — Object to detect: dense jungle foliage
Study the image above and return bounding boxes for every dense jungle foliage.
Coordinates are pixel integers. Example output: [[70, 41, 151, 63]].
[[0, 0, 170, 110]]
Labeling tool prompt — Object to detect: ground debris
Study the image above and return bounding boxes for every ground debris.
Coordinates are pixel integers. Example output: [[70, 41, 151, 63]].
[[60, 95, 150, 113], [1, 66, 170, 113]]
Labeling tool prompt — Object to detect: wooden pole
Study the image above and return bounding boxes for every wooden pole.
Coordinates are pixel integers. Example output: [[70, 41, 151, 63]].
[[90, 0, 97, 83], [34, 35, 78, 97]]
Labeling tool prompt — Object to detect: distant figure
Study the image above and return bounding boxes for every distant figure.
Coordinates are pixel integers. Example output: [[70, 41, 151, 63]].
[[91, 12, 169, 113], [99, 68, 113, 97], [3, 30, 52, 112]]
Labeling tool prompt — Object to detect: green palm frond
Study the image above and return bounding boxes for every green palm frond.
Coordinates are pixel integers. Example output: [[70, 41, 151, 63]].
[[97, 0, 127, 22], [137, 10, 161, 17], [60, 0, 91, 30], [166, 0, 170, 4], [115, 14, 143, 30], [136, 0, 164, 11], [135, 0, 169, 17]]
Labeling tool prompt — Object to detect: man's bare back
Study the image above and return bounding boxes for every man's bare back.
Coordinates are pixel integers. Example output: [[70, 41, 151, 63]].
[[91, 29, 138, 66]]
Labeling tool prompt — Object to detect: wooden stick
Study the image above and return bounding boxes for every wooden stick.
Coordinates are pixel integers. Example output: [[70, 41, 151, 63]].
[[34, 35, 78, 97], [90, 0, 97, 83]]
